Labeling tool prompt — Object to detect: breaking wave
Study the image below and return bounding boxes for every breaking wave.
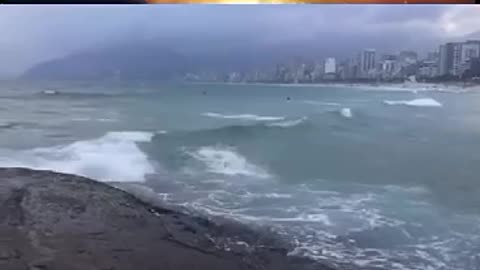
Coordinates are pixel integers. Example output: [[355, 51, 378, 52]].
[[202, 112, 285, 121], [383, 98, 442, 107], [303, 100, 341, 106], [186, 145, 270, 179], [0, 131, 155, 183], [266, 117, 308, 128]]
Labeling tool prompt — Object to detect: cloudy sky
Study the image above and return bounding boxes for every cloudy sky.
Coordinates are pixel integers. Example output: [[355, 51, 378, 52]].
[[1, 5, 479, 78]]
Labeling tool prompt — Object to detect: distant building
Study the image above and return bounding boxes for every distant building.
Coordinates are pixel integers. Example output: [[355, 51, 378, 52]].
[[468, 57, 480, 78], [452, 42, 463, 76], [359, 49, 376, 78], [228, 72, 242, 82], [437, 41, 479, 77], [324, 58, 336, 79], [338, 58, 357, 80], [399, 51, 418, 65], [312, 63, 324, 82], [417, 60, 438, 78], [438, 42, 462, 77], [426, 51, 439, 62], [438, 43, 453, 76], [459, 40, 480, 76], [380, 54, 398, 61], [295, 63, 307, 83], [379, 60, 400, 80]]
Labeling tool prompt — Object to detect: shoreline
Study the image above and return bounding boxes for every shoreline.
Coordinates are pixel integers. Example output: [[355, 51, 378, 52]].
[[190, 81, 480, 93]]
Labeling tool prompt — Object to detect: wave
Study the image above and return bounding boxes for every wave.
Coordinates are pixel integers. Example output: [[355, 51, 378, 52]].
[[340, 108, 352, 118], [266, 117, 307, 128], [383, 98, 442, 107], [150, 119, 310, 146], [0, 131, 155, 183], [186, 145, 270, 179], [202, 112, 285, 121], [72, 117, 118, 122], [36, 91, 121, 98], [303, 100, 341, 106]]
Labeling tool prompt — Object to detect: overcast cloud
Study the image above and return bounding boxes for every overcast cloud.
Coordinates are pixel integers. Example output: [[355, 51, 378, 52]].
[[1, 5, 479, 78]]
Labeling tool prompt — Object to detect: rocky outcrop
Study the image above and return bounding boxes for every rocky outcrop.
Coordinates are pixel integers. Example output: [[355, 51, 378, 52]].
[[0, 168, 333, 270]]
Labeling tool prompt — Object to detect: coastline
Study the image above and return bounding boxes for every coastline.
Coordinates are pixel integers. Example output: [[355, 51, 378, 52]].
[[190, 81, 480, 93], [0, 168, 334, 270]]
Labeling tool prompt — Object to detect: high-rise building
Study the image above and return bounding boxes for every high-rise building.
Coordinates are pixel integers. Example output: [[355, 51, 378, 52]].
[[324, 58, 336, 74], [312, 63, 324, 82], [461, 40, 480, 61], [338, 58, 358, 80], [323, 58, 336, 80], [468, 57, 480, 78], [438, 44, 450, 76], [459, 40, 480, 76], [452, 42, 463, 76], [437, 42, 462, 76], [359, 49, 376, 78], [380, 60, 400, 79]]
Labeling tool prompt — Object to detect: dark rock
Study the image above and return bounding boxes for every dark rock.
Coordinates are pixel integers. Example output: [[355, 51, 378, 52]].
[[0, 168, 334, 270]]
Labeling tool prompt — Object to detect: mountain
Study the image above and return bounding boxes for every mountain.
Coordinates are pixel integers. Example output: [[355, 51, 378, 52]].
[[23, 43, 189, 81]]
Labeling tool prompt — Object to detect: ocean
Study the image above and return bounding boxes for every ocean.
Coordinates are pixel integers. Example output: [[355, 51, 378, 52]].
[[1, 81, 479, 269]]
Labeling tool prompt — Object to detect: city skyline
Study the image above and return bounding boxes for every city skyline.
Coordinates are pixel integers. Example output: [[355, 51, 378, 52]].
[[185, 37, 480, 83]]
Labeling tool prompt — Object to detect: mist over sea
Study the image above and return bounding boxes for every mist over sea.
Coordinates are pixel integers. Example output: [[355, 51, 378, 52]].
[[1, 81, 480, 269]]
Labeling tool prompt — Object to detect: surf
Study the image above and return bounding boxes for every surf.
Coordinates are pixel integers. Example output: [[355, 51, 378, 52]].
[[202, 112, 285, 121], [0, 131, 155, 183], [383, 98, 442, 107]]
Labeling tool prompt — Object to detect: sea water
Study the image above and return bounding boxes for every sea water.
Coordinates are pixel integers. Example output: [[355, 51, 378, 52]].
[[1, 81, 480, 269]]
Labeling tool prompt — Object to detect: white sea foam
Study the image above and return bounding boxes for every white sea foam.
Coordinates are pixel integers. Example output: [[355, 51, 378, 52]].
[[242, 191, 293, 199], [42, 90, 58, 95], [190, 202, 332, 226], [202, 112, 284, 121], [303, 100, 341, 106], [383, 185, 429, 195], [103, 131, 153, 142], [383, 98, 442, 107], [96, 118, 118, 122], [0, 131, 155, 183], [340, 108, 353, 118], [188, 146, 270, 178], [71, 117, 118, 122], [267, 117, 307, 128]]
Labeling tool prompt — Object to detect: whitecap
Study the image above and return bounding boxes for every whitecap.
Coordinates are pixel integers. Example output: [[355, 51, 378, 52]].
[[96, 118, 118, 122], [383, 98, 442, 107], [202, 112, 284, 121], [242, 191, 293, 199], [303, 100, 341, 106], [340, 108, 353, 118], [41, 90, 58, 95], [266, 117, 307, 128], [0, 131, 155, 183], [187, 145, 270, 178], [383, 185, 429, 195]]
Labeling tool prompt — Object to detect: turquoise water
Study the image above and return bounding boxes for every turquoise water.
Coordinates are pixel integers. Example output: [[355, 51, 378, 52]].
[[1, 81, 480, 269]]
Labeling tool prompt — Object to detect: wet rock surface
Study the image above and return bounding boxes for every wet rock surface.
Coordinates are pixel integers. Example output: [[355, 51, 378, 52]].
[[0, 168, 335, 270]]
